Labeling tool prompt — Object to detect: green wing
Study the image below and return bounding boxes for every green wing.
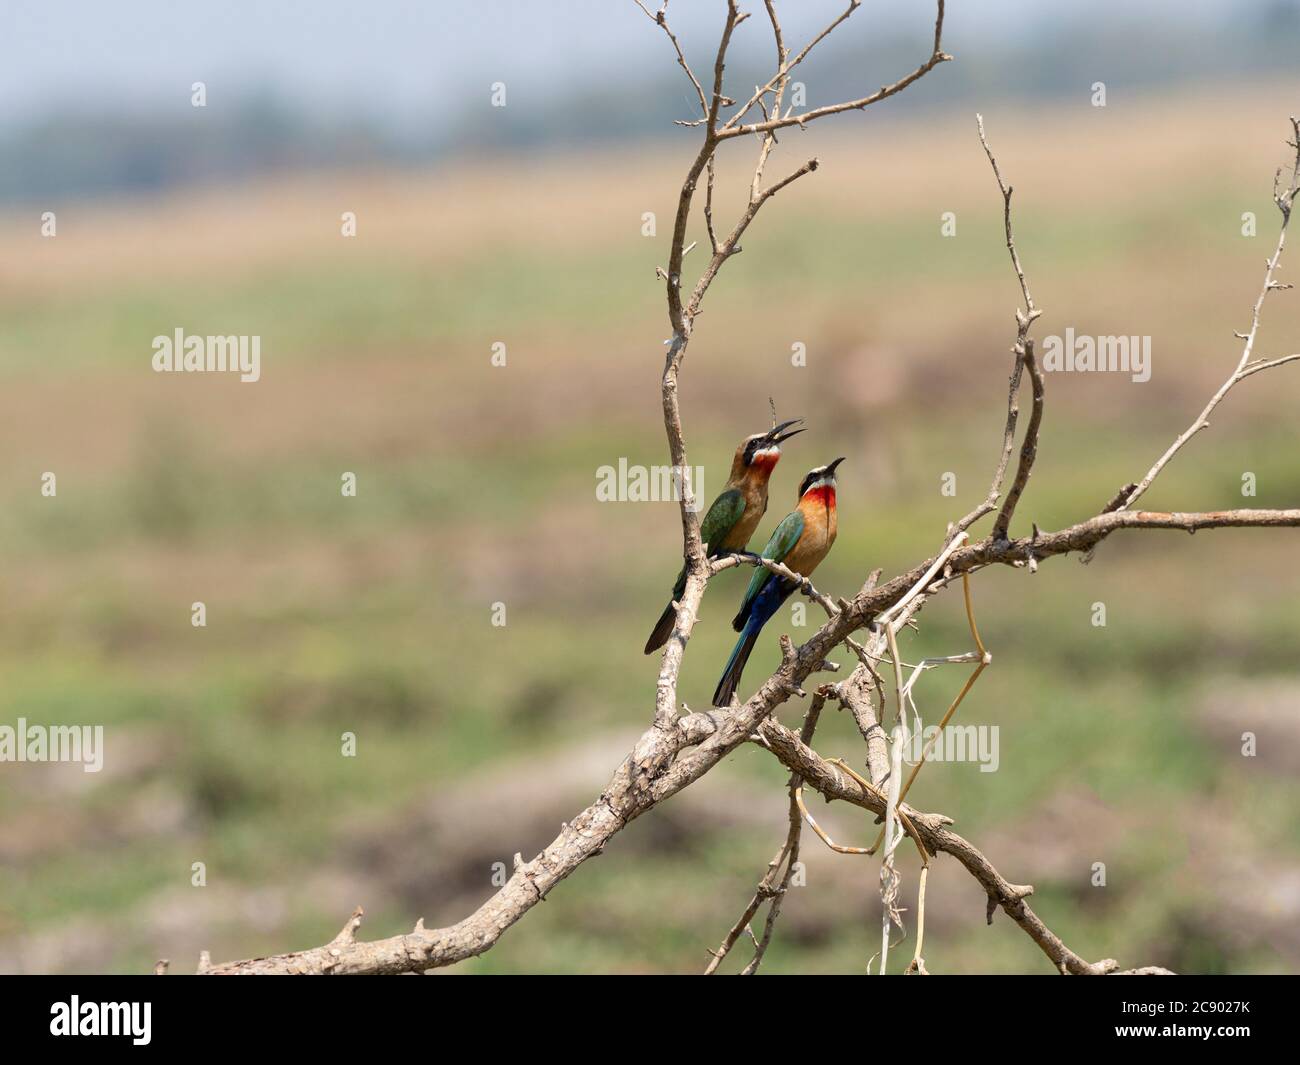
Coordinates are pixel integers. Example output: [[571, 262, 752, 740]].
[[699, 489, 746, 554], [670, 488, 747, 599], [734, 510, 805, 628]]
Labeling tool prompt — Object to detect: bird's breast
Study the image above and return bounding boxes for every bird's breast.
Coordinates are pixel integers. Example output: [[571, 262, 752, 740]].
[[788, 492, 836, 575], [721, 479, 769, 549]]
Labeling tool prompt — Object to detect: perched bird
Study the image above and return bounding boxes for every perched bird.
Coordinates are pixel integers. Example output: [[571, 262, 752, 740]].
[[644, 418, 806, 654], [712, 457, 844, 707]]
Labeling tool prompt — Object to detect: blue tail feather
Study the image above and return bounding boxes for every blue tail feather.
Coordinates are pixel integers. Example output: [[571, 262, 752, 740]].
[[712, 578, 796, 707]]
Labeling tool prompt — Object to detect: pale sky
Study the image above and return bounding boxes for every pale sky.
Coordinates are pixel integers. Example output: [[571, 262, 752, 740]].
[[0, 0, 1250, 133]]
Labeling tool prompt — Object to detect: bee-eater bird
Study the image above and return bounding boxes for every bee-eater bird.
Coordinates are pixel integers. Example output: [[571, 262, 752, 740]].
[[712, 457, 844, 707], [643, 419, 806, 654]]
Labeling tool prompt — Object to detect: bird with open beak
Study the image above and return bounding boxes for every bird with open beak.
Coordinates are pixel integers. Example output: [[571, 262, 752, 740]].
[[644, 418, 806, 654], [713, 457, 843, 706]]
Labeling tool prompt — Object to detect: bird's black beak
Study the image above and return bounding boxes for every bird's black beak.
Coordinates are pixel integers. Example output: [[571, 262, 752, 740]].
[[767, 418, 806, 445], [826, 456, 846, 475]]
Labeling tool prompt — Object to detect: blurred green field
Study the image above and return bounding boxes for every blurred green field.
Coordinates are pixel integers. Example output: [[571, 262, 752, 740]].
[[2, 86, 1299, 974]]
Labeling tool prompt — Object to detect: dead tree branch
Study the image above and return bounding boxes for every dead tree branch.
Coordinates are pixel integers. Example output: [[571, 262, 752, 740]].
[[955, 115, 1045, 539], [704, 690, 823, 974], [1117, 115, 1300, 510], [200, 10, 1297, 978]]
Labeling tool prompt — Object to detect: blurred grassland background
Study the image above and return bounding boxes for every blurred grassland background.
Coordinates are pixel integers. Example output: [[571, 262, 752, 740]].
[[1, 2, 1300, 974]]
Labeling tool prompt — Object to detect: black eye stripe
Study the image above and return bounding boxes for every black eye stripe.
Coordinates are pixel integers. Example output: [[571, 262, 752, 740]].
[[799, 468, 834, 495]]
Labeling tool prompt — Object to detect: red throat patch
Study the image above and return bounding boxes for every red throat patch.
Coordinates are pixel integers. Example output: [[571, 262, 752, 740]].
[[803, 485, 836, 508]]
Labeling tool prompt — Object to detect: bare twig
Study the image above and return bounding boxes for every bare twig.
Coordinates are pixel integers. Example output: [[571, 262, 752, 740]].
[[705, 691, 823, 974], [721, 1, 951, 140], [749, 1, 790, 201], [1119, 116, 1300, 510], [633, 1, 709, 118], [1238, 351, 1300, 378], [755, 718, 1169, 975], [993, 335, 1045, 541], [727, 0, 861, 132], [971, 114, 1045, 541], [711, 550, 836, 616]]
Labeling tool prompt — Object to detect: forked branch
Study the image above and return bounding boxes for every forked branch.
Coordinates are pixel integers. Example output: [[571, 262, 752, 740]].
[[197, 8, 1297, 978]]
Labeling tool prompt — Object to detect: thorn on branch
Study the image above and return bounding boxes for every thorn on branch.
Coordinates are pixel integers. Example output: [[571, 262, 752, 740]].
[[330, 906, 365, 947]]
